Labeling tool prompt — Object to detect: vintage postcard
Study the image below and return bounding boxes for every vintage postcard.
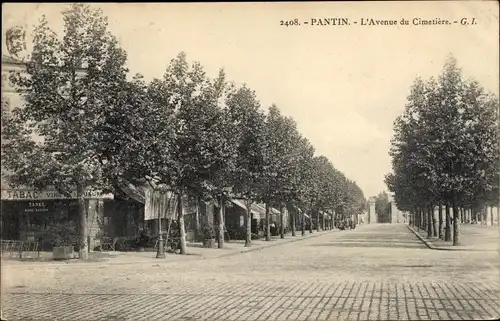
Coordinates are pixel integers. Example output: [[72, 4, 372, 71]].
[[1, 2, 499, 321]]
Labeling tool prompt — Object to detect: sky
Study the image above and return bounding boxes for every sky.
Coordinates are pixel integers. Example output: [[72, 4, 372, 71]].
[[2, 2, 499, 198]]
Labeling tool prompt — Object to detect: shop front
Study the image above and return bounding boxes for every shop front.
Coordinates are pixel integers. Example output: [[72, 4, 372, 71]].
[[1, 188, 114, 251]]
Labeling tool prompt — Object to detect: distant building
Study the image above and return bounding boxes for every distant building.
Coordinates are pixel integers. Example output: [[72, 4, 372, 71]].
[[368, 196, 377, 224]]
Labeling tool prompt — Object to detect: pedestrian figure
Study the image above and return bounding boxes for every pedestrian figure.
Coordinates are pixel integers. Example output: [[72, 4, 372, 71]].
[[270, 221, 276, 236]]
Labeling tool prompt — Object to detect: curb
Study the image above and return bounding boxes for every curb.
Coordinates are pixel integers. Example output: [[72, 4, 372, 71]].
[[405, 224, 436, 250], [405, 224, 496, 252], [219, 229, 335, 258], [3, 230, 336, 268]]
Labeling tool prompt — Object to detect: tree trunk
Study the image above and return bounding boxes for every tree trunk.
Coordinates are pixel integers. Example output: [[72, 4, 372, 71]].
[[431, 206, 437, 237], [460, 207, 464, 224], [244, 199, 252, 247], [177, 193, 187, 254], [438, 205, 443, 239], [426, 207, 432, 238], [444, 203, 451, 242], [424, 208, 428, 231], [419, 208, 423, 230], [217, 197, 224, 248], [491, 206, 494, 226], [291, 208, 296, 236], [265, 201, 271, 241], [280, 203, 285, 239], [316, 209, 320, 232], [195, 196, 201, 242], [301, 212, 305, 236], [322, 212, 326, 231], [309, 210, 313, 233], [452, 201, 460, 246], [77, 182, 88, 260], [420, 208, 424, 230]]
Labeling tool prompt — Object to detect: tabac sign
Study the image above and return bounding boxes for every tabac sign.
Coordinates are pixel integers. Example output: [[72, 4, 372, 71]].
[[1, 189, 114, 201]]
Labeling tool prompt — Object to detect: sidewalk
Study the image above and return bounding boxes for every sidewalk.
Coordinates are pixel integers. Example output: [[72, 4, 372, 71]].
[[406, 223, 500, 251], [1, 229, 333, 268]]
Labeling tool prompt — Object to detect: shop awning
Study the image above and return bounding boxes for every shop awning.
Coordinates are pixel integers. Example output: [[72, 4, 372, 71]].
[[255, 203, 281, 215], [231, 199, 261, 216], [270, 207, 281, 215], [121, 183, 146, 204], [287, 203, 304, 214]]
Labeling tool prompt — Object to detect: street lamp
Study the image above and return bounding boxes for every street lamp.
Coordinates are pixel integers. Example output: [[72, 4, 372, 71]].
[[156, 190, 166, 259]]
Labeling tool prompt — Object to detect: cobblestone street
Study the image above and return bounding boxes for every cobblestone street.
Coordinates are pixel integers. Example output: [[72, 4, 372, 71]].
[[2, 224, 500, 321]]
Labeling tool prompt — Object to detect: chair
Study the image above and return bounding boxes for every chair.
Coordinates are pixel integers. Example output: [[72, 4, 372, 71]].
[[100, 237, 116, 251]]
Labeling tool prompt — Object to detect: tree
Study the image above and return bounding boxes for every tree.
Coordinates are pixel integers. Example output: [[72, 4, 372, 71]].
[[271, 116, 307, 238], [375, 191, 391, 223], [345, 180, 366, 225], [386, 56, 499, 246], [180, 68, 238, 249], [226, 85, 266, 247], [261, 105, 304, 239], [2, 4, 130, 259], [96, 73, 177, 258], [149, 53, 237, 253], [303, 156, 347, 231], [292, 136, 315, 236]]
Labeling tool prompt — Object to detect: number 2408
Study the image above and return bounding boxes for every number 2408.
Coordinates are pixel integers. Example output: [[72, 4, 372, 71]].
[[280, 19, 300, 26]]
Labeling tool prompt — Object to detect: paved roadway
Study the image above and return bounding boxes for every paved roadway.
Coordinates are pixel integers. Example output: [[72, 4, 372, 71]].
[[2, 224, 499, 321]]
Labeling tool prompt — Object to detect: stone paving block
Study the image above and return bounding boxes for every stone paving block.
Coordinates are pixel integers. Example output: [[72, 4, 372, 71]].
[[2, 224, 500, 321]]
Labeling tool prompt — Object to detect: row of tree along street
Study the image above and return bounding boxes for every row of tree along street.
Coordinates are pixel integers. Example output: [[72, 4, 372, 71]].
[[1, 4, 367, 260], [385, 56, 500, 245], [374, 191, 392, 224]]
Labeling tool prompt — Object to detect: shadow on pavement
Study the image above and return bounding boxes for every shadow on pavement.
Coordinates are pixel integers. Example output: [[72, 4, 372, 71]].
[[312, 242, 426, 249], [325, 238, 421, 244]]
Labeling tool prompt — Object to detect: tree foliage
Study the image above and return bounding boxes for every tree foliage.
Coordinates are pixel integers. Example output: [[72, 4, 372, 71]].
[[3, 4, 370, 256], [386, 56, 499, 245], [2, 4, 130, 259], [374, 191, 390, 223]]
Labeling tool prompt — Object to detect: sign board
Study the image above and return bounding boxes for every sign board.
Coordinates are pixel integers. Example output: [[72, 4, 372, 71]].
[[143, 188, 177, 220], [23, 201, 49, 213], [1, 189, 114, 201]]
